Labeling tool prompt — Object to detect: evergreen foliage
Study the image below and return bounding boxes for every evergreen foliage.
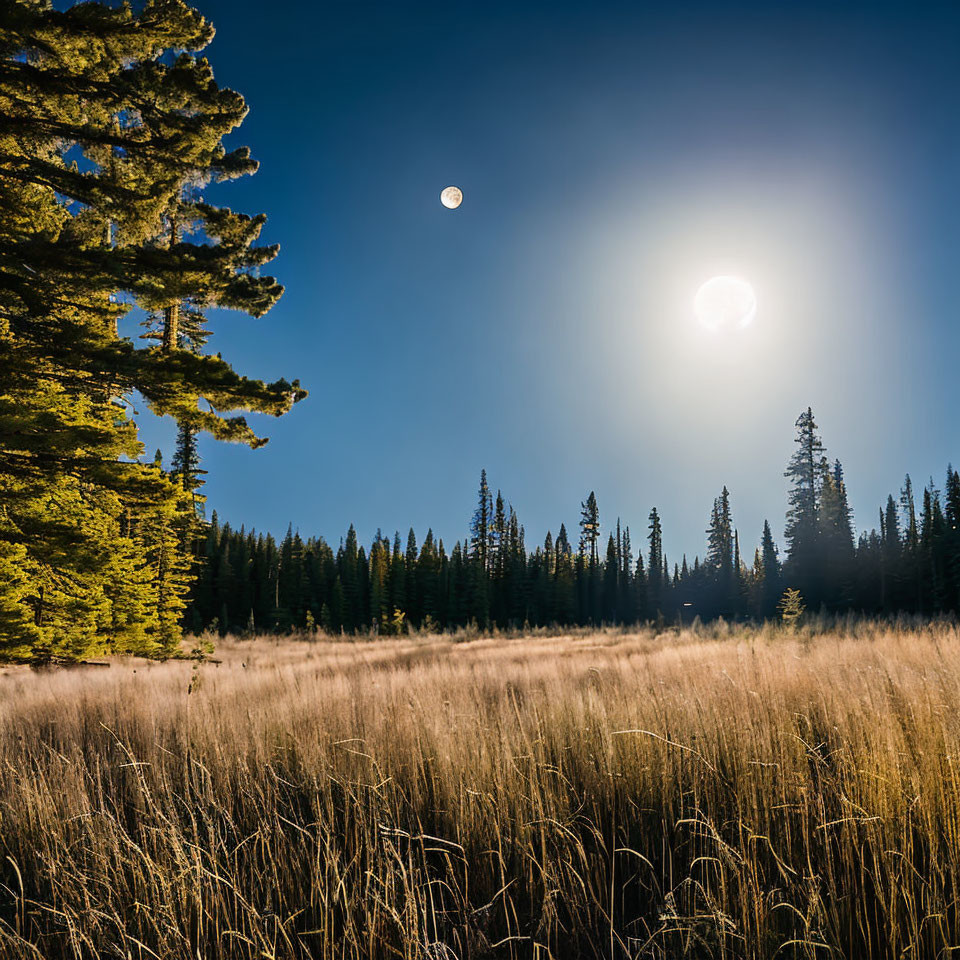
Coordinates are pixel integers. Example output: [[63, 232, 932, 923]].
[[0, 0, 302, 661], [186, 419, 960, 636]]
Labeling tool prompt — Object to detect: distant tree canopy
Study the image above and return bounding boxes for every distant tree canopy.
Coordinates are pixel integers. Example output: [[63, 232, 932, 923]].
[[0, 0, 303, 661], [187, 409, 960, 637]]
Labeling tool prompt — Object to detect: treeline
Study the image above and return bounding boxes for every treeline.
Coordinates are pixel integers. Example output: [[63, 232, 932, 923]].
[[0, 2, 301, 661], [189, 409, 960, 634]]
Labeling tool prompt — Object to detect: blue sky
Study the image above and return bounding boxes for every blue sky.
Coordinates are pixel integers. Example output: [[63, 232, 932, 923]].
[[136, 0, 960, 563]]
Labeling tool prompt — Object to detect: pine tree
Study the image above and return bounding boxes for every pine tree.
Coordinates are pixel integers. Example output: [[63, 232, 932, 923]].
[[784, 408, 829, 604], [759, 520, 782, 619], [705, 487, 734, 617], [945, 467, 960, 611], [368, 532, 390, 630], [0, 541, 40, 658], [920, 482, 946, 612], [389, 532, 408, 619], [635, 549, 647, 622], [469, 470, 493, 573], [579, 492, 600, 563], [603, 534, 619, 623], [647, 508, 664, 616], [733, 529, 745, 617], [618, 525, 635, 622], [171, 423, 205, 510], [553, 524, 576, 624], [416, 530, 441, 628], [899, 475, 922, 611], [404, 528, 419, 624], [882, 494, 901, 611], [490, 491, 507, 624], [505, 509, 526, 625], [339, 526, 360, 632], [0, 0, 304, 660], [818, 462, 855, 608]]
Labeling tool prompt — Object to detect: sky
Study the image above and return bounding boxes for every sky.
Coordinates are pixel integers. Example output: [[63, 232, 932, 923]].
[[135, 0, 960, 563]]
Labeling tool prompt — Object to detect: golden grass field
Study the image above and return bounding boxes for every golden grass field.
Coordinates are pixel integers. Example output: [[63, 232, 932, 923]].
[[2, 620, 960, 958]]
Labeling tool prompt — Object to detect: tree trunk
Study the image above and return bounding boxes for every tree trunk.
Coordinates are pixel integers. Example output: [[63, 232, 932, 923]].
[[162, 211, 180, 352]]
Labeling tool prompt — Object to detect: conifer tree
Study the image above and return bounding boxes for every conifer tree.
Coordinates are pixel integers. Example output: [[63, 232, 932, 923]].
[[618, 525, 635, 622], [389, 532, 407, 619], [447, 541, 467, 626], [368, 532, 390, 630], [759, 520, 782, 619], [490, 491, 507, 623], [647, 508, 664, 616], [0, 0, 304, 660], [506, 508, 526, 624], [818, 462, 855, 607], [553, 523, 576, 624], [579, 492, 600, 563], [919, 482, 947, 612], [705, 487, 735, 617], [635, 549, 648, 622], [945, 467, 960, 611], [900, 475, 922, 610], [416, 530, 440, 627], [784, 408, 829, 604], [882, 494, 901, 611], [470, 470, 493, 573], [603, 534, 619, 623]]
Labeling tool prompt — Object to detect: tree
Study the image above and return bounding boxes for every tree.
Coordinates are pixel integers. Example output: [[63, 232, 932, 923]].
[[647, 508, 664, 616], [368, 532, 390, 629], [919, 481, 947, 612], [705, 486, 735, 617], [603, 534, 619, 622], [490, 491, 507, 624], [505, 508, 526, 624], [784, 408, 829, 605], [0, 0, 304, 661], [340, 526, 360, 631], [579, 492, 600, 563], [818, 461, 855, 607], [759, 520, 782, 619], [416, 530, 441, 626], [389, 532, 407, 618], [618, 524, 635, 623], [777, 587, 806, 624], [554, 524, 576, 624], [945, 467, 960, 611], [881, 494, 901, 611], [469, 470, 493, 573], [899, 475, 922, 611]]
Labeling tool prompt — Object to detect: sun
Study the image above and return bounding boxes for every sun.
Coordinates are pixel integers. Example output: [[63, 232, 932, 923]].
[[693, 276, 757, 331]]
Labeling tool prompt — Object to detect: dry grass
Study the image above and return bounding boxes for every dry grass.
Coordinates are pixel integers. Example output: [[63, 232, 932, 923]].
[[1, 619, 960, 958]]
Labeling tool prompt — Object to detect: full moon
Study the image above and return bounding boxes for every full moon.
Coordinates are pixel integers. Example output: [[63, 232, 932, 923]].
[[693, 276, 757, 330], [440, 185, 463, 209]]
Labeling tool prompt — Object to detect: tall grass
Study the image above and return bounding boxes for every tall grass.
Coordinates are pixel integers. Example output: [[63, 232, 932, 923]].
[[1, 620, 960, 958]]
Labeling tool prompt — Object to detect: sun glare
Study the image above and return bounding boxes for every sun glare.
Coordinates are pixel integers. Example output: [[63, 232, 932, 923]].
[[694, 275, 757, 331]]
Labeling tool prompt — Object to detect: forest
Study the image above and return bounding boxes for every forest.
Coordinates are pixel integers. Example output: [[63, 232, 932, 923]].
[[189, 411, 960, 635]]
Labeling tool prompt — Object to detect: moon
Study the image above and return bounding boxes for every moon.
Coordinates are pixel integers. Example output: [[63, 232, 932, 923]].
[[693, 276, 756, 330], [440, 185, 463, 209]]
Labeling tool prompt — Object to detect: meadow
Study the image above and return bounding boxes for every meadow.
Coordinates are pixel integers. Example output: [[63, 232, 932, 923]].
[[1, 621, 960, 959]]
